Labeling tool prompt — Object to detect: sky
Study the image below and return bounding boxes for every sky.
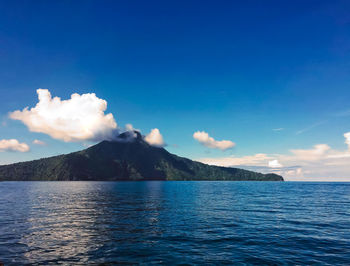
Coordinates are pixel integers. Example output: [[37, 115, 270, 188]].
[[0, 0, 350, 180]]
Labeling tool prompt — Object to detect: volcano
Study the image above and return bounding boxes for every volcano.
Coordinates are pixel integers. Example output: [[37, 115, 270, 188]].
[[0, 131, 283, 181]]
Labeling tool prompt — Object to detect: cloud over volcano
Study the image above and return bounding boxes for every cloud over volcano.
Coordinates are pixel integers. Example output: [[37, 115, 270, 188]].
[[10, 89, 117, 142]]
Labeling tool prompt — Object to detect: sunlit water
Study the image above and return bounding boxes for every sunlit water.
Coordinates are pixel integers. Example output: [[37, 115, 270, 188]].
[[0, 181, 350, 265]]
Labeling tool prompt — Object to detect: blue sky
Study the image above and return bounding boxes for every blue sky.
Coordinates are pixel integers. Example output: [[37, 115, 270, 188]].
[[1, 0, 350, 180]]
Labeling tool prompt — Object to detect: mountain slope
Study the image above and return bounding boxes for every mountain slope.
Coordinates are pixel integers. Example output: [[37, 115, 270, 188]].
[[0, 132, 283, 181]]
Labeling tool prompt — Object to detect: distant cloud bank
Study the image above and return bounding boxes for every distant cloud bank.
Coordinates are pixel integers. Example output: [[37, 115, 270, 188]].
[[197, 133, 350, 181], [0, 139, 29, 152], [193, 131, 235, 151]]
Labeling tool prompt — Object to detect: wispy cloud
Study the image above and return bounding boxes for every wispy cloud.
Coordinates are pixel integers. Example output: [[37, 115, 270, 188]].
[[272, 128, 284, 131], [296, 120, 327, 135], [198, 153, 272, 167], [334, 108, 350, 117]]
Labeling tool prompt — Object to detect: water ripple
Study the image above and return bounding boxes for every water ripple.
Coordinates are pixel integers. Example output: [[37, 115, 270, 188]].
[[0, 181, 350, 265]]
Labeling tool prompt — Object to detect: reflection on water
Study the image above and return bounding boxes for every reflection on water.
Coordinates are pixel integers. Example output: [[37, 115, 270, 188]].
[[0, 181, 350, 264]]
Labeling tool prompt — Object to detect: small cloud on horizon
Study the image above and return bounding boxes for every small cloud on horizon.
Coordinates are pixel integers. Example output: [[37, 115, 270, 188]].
[[344, 132, 350, 150], [0, 139, 30, 152], [33, 139, 46, 146], [268, 159, 283, 168]]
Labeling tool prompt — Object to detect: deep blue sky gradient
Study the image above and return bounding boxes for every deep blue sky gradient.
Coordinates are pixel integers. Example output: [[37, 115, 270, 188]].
[[0, 0, 350, 164]]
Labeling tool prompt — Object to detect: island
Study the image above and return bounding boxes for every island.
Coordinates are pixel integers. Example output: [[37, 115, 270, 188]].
[[0, 131, 283, 181]]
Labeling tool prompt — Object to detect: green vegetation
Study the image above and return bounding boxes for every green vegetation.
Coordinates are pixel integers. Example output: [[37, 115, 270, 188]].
[[0, 132, 283, 181]]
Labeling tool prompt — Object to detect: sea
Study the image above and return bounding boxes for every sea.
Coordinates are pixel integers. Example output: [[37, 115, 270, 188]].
[[0, 181, 349, 265]]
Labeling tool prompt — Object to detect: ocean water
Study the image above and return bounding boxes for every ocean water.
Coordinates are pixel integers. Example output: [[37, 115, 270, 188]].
[[0, 181, 349, 265]]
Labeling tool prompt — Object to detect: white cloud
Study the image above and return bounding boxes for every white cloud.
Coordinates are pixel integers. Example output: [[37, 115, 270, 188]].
[[193, 131, 235, 150], [196, 133, 350, 181], [273, 128, 284, 131], [9, 89, 117, 142], [344, 132, 350, 150], [145, 128, 165, 147], [0, 139, 30, 152], [124, 123, 141, 134], [268, 159, 282, 168], [125, 124, 135, 132], [288, 144, 331, 161], [33, 139, 46, 146]]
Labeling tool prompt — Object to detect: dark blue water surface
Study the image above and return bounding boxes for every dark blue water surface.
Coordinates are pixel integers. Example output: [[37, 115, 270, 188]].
[[1, 181, 350, 265]]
